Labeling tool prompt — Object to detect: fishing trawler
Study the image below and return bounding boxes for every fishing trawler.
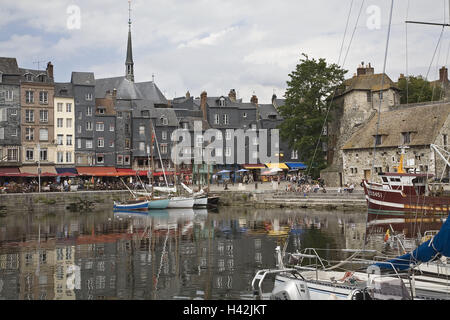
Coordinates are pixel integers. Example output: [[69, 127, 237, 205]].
[[363, 145, 450, 218]]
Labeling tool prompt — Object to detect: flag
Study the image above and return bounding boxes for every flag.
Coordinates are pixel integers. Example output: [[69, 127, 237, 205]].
[[384, 229, 390, 242]]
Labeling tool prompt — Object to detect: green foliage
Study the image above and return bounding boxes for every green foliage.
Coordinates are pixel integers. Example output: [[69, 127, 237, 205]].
[[398, 75, 443, 104], [278, 53, 346, 177]]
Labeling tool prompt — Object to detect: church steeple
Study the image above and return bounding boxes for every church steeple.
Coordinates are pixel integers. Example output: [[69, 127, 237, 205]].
[[125, 0, 134, 82]]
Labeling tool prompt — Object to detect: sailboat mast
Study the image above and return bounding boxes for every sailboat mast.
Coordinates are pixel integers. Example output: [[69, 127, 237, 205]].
[[150, 118, 155, 200]]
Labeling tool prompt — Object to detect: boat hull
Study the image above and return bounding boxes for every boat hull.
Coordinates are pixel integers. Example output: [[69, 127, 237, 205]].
[[167, 197, 194, 208], [148, 198, 170, 210], [363, 180, 450, 217], [194, 196, 208, 207], [207, 196, 220, 206], [113, 200, 149, 211]]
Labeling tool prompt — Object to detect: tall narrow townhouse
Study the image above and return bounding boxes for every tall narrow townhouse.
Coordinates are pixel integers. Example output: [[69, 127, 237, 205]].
[[19, 62, 56, 175], [94, 90, 116, 167], [0, 57, 21, 168], [71, 72, 96, 166], [54, 83, 75, 170]]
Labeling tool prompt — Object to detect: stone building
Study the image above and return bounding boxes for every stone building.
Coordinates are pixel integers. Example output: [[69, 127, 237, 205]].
[[322, 62, 401, 186], [0, 57, 21, 167], [19, 62, 56, 174], [341, 102, 450, 185], [54, 83, 75, 167]]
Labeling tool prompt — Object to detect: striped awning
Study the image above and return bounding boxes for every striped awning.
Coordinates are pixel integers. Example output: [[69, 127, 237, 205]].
[[20, 166, 58, 176], [0, 167, 20, 176], [285, 162, 307, 170], [76, 167, 118, 176], [116, 168, 137, 176], [265, 163, 289, 170]]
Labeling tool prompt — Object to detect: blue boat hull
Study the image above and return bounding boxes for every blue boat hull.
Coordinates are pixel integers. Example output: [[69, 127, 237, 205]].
[[113, 201, 149, 211], [148, 198, 169, 209]]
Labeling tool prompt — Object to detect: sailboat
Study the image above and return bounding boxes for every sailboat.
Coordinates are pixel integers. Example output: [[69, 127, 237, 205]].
[[113, 178, 150, 211]]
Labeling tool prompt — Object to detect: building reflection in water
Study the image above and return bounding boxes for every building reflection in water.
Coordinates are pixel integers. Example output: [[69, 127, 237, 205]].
[[0, 207, 393, 300]]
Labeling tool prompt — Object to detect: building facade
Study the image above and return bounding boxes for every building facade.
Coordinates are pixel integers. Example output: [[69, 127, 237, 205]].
[[54, 83, 75, 167]]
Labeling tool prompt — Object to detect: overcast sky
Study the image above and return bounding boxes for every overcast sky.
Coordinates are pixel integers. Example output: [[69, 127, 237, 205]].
[[1, 0, 450, 103]]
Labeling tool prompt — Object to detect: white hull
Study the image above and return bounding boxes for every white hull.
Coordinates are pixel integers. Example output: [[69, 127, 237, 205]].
[[194, 196, 208, 207], [167, 197, 194, 208]]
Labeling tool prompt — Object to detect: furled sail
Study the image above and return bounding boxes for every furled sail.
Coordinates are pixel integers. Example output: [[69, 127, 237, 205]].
[[180, 182, 193, 194], [373, 214, 450, 271], [153, 186, 176, 193]]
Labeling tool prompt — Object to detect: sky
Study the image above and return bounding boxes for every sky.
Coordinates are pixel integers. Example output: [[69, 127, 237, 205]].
[[1, 0, 450, 103]]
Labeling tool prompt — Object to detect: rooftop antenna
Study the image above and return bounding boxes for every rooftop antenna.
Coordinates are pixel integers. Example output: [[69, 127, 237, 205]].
[[33, 59, 46, 71]]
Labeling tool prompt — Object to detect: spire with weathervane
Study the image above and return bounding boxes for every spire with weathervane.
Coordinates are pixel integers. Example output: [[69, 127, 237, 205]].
[[125, 0, 134, 82]]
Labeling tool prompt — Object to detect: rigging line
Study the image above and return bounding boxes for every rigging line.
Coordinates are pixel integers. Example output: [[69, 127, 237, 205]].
[[337, 0, 354, 66], [305, 0, 365, 178], [431, 27, 445, 102], [405, 0, 410, 103], [417, 26, 445, 103], [363, 0, 395, 250]]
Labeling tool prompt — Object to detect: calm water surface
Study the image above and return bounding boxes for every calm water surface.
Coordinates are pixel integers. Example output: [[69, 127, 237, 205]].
[[0, 206, 404, 300]]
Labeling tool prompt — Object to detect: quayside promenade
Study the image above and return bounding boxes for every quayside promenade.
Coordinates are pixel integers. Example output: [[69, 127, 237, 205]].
[[0, 181, 366, 214]]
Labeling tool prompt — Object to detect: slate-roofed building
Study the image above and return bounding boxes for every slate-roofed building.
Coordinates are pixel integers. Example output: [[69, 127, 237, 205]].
[[0, 57, 21, 166], [94, 90, 117, 167], [341, 103, 450, 184], [54, 82, 75, 167]]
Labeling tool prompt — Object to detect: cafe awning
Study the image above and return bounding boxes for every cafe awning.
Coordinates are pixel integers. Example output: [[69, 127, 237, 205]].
[[116, 168, 137, 176], [0, 167, 21, 177], [20, 166, 57, 176], [55, 167, 78, 176], [76, 167, 118, 177], [265, 163, 289, 170], [242, 164, 266, 169], [285, 162, 307, 170]]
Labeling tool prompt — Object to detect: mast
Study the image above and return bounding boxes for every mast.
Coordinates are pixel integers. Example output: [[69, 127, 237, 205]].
[[150, 118, 155, 200]]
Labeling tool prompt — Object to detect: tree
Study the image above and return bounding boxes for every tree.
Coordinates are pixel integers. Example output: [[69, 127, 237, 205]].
[[397, 75, 443, 104], [278, 53, 346, 178]]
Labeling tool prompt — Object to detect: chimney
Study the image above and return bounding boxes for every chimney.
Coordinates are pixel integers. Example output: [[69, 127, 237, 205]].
[[272, 94, 277, 104], [200, 91, 207, 121], [228, 89, 236, 102], [439, 66, 449, 83], [250, 94, 258, 105], [186, 91, 191, 99], [357, 61, 366, 76], [46, 61, 54, 80], [366, 62, 374, 75]]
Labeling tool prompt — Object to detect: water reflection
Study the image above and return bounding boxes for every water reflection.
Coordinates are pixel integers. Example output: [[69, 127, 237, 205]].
[[1, 206, 432, 300]]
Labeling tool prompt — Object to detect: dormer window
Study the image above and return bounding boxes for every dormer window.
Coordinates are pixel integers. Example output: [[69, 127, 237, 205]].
[[85, 93, 93, 101], [268, 114, 276, 120], [160, 117, 168, 125], [141, 110, 150, 117], [374, 135, 382, 145], [25, 73, 33, 82], [402, 132, 411, 144], [97, 107, 105, 115], [38, 74, 46, 82], [219, 97, 226, 107], [243, 112, 248, 118]]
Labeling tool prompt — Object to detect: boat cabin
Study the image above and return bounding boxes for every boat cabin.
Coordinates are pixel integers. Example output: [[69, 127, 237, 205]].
[[378, 172, 433, 196]]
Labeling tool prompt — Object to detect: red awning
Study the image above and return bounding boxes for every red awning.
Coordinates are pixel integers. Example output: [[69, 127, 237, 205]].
[[0, 167, 21, 177], [242, 164, 266, 169], [153, 171, 180, 176], [116, 168, 137, 176], [136, 170, 150, 176], [57, 172, 78, 177], [76, 167, 118, 177]]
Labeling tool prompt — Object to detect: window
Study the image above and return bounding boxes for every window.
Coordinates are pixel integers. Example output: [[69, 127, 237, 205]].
[[40, 148, 48, 161], [77, 125, 82, 133], [117, 111, 123, 118], [124, 155, 130, 165], [160, 117, 168, 125], [444, 134, 448, 146], [39, 128, 48, 141], [26, 149, 34, 161], [7, 148, 18, 161], [98, 138, 104, 148], [57, 152, 64, 163], [402, 132, 411, 144], [117, 155, 123, 164], [109, 124, 114, 132], [216, 131, 222, 141], [66, 103, 72, 112], [243, 112, 248, 118], [39, 91, 48, 104], [26, 110, 34, 123], [25, 74, 33, 81], [26, 91, 34, 104], [0, 128, 3, 140], [66, 135, 72, 146], [214, 114, 220, 124], [291, 150, 298, 160], [57, 118, 63, 128], [25, 128, 34, 141], [0, 109, 5, 122], [139, 142, 145, 151], [86, 106, 92, 116], [125, 139, 130, 149], [109, 140, 114, 148], [86, 121, 93, 131], [5, 90, 13, 101], [162, 131, 167, 140], [223, 114, 229, 125], [86, 139, 93, 149], [57, 134, 63, 145], [139, 125, 145, 136], [367, 91, 372, 102], [85, 93, 93, 101], [39, 110, 48, 123], [219, 98, 225, 107], [66, 118, 72, 128], [10, 108, 17, 116], [96, 122, 104, 131], [11, 128, 17, 136], [196, 135, 203, 147], [66, 152, 72, 163], [78, 111, 82, 119], [57, 103, 63, 112], [77, 139, 81, 149], [96, 155, 104, 164], [160, 144, 168, 154], [98, 107, 105, 115], [225, 131, 232, 140], [374, 135, 382, 145]]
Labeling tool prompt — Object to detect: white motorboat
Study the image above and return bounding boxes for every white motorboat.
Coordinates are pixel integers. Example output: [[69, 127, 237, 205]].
[[167, 196, 194, 208]]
